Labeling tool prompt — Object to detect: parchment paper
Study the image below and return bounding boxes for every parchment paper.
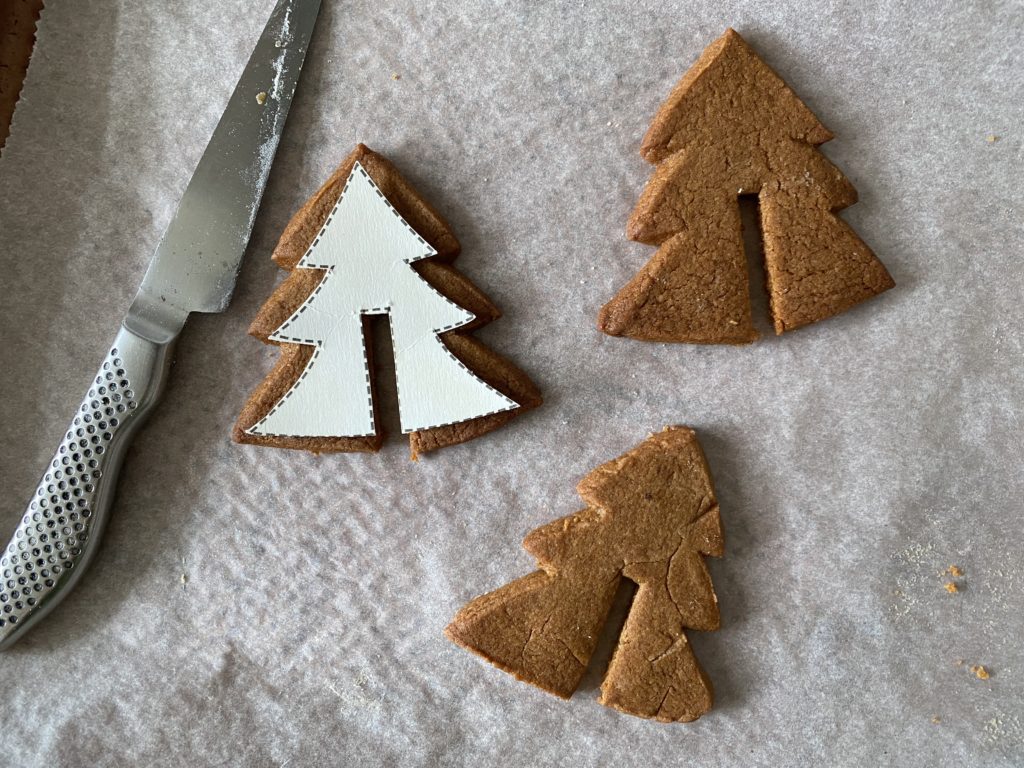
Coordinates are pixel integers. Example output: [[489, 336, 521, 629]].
[[1, 1, 1021, 765]]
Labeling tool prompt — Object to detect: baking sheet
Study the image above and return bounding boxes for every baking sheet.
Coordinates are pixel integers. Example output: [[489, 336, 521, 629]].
[[1, 1, 1022, 765]]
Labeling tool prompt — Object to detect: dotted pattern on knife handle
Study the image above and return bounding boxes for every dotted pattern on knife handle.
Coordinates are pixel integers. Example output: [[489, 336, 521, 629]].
[[0, 348, 138, 630]]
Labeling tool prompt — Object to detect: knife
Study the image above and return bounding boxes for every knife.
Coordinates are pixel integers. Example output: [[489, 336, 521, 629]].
[[0, 0, 321, 649]]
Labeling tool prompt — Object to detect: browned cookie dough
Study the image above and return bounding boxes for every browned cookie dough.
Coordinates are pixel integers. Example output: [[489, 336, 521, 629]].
[[446, 427, 724, 723], [233, 144, 541, 456], [599, 28, 894, 342], [0, 0, 44, 155]]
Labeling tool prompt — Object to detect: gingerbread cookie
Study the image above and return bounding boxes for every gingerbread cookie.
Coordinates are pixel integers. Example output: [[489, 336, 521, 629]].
[[446, 427, 724, 723], [599, 28, 894, 343], [234, 145, 541, 456]]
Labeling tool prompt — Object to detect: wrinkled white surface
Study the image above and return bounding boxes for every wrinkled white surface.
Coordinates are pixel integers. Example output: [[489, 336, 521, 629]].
[[0, 1, 1022, 765]]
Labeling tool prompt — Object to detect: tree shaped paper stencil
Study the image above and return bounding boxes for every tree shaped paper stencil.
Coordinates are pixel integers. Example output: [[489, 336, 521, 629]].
[[446, 427, 724, 723], [234, 145, 541, 455], [599, 29, 894, 343]]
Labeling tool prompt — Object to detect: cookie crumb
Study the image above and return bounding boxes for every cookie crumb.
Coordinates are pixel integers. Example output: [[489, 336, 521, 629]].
[[970, 665, 990, 680], [256, 91, 267, 105], [986, 135, 1000, 143], [931, 716, 941, 724], [391, 72, 401, 80], [947, 565, 963, 577], [944, 581, 959, 594]]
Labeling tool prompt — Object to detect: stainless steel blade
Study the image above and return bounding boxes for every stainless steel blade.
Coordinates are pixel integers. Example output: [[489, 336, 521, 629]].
[[127, 0, 321, 342]]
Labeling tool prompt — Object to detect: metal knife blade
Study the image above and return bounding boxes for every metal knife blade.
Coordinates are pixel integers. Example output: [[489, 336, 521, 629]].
[[0, 0, 321, 649], [127, 0, 322, 343]]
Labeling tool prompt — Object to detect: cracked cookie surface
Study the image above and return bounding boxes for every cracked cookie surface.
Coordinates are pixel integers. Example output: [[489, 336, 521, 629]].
[[446, 426, 724, 723]]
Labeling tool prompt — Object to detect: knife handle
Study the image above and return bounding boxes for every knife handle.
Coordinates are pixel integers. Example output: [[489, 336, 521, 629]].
[[0, 324, 174, 649]]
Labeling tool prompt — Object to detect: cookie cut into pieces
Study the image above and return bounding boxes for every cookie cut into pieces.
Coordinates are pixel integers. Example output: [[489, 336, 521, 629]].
[[599, 28, 894, 343], [234, 144, 541, 456], [446, 427, 724, 723]]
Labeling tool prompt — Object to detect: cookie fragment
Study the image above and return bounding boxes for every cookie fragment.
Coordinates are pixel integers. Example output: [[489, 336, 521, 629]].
[[599, 28, 894, 342], [446, 427, 724, 722], [0, 0, 43, 155]]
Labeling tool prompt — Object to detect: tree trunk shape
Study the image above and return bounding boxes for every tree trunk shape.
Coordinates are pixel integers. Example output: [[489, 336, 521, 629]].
[[447, 427, 724, 723]]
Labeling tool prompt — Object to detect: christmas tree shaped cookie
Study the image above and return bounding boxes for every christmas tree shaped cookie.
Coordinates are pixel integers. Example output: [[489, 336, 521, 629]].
[[599, 29, 894, 343], [447, 427, 723, 723], [234, 145, 541, 456]]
